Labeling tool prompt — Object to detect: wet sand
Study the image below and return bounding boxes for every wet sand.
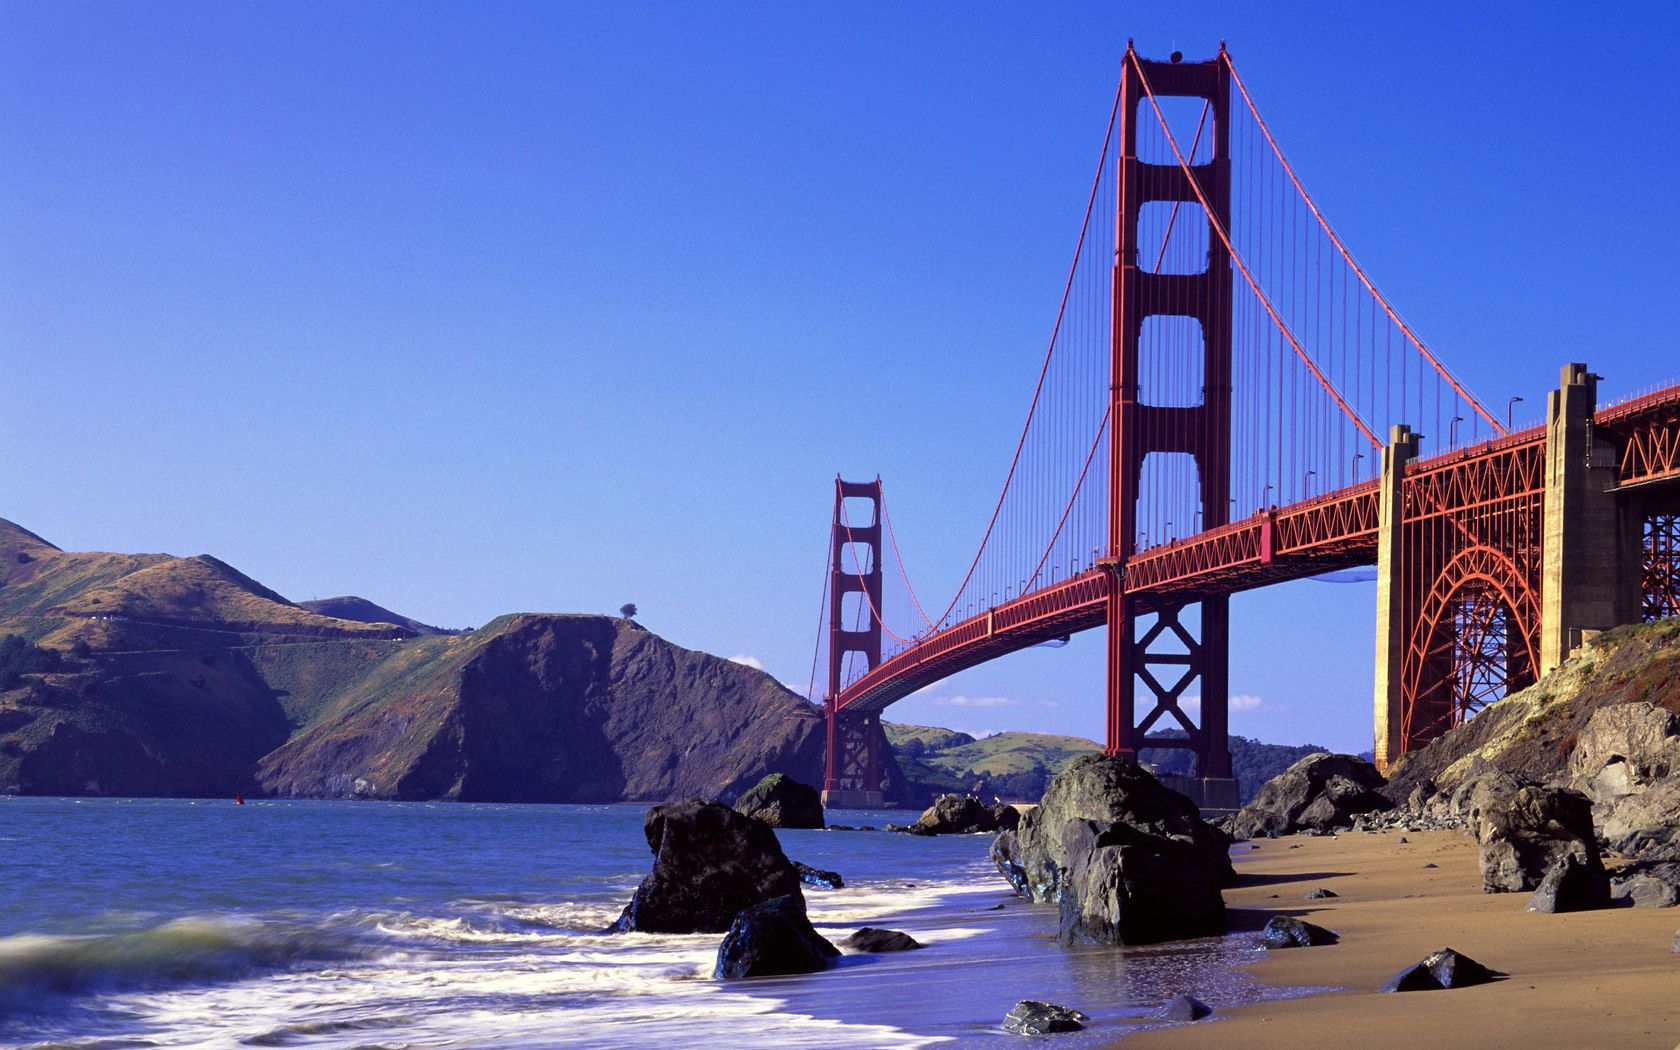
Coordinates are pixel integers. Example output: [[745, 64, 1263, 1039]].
[[1124, 829, 1680, 1050]]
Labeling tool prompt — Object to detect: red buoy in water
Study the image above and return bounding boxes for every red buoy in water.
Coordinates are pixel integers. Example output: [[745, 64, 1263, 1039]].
[[235, 794, 244, 805]]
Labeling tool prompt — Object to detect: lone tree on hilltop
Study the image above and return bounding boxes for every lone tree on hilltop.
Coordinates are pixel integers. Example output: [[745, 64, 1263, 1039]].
[[619, 603, 638, 619]]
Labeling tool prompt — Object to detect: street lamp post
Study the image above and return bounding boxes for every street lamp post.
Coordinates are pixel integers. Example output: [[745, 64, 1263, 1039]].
[[1449, 415, 1465, 448], [1352, 451, 1366, 480], [1507, 395, 1524, 431]]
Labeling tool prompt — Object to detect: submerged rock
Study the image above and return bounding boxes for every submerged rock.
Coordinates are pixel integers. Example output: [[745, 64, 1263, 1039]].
[[990, 830, 1029, 897], [842, 927, 922, 952], [733, 773, 825, 829], [1380, 948, 1503, 992], [611, 799, 803, 934], [1229, 753, 1393, 838], [1002, 1000, 1088, 1035], [1258, 915, 1338, 948], [794, 861, 843, 889], [1156, 994, 1213, 1021], [713, 895, 839, 979]]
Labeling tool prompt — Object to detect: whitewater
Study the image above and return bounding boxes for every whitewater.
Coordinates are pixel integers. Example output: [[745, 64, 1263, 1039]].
[[0, 797, 1305, 1048]]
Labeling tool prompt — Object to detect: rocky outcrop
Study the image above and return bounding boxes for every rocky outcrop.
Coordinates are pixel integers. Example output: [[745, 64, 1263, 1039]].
[[1380, 948, 1502, 992], [712, 895, 838, 979], [1010, 754, 1233, 905], [841, 927, 921, 952], [1465, 773, 1608, 902], [990, 830, 1028, 896], [733, 773, 825, 829], [1610, 864, 1680, 908], [1600, 776, 1680, 857], [910, 794, 1019, 835], [1002, 1001, 1088, 1035], [1382, 620, 1680, 805], [1056, 817, 1226, 945], [1567, 702, 1680, 804], [1228, 753, 1392, 838], [611, 800, 803, 934]]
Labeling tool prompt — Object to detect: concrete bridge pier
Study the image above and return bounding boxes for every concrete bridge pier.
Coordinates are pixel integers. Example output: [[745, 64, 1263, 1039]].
[[1539, 363, 1643, 672], [1371, 424, 1420, 772]]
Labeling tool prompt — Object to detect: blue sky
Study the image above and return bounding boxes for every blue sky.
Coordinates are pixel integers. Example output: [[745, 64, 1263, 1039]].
[[4, 4, 1678, 753]]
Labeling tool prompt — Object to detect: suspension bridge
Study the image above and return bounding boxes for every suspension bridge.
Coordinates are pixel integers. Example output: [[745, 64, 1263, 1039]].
[[812, 44, 1680, 809]]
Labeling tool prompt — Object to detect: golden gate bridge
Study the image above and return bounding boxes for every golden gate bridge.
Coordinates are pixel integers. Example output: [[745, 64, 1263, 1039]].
[[809, 44, 1680, 808]]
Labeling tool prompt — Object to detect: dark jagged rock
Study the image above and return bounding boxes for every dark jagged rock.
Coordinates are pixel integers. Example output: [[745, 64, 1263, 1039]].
[[990, 830, 1029, 897], [1258, 915, 1338, 948], [1466, 773, 1606, 894], [1056, 817, 1225, 946], [1229, 753, 1393, 838], [733, 773, 825, 829], [1002, 1000, 1088, 1035], [1526, 853, 1611, 913], [1013, 754, 1233, 906], [794, 861, 843, 889], [842, 927, 921, 952], [912, 794, 1013, 835], [611, 800, 803, 934], [713, 895, 839, 979], [1380, 948, 1503, 992], [1304, 887, 1339, 899], [1156, 995, 1213, 1022]]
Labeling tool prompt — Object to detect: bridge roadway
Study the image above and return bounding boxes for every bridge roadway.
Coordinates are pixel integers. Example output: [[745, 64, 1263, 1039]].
[[833, 383, 1680, 715]]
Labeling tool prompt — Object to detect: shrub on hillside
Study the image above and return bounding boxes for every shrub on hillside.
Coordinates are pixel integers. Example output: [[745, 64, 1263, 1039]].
[[0, 635, 58, 689]]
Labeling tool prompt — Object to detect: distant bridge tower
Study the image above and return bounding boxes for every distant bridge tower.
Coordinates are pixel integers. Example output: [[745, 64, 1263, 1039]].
[[1104, 45, 1236, 799], [822, 477, 885, 808]]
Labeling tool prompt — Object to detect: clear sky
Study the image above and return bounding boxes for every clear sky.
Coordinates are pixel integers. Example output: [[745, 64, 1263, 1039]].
[[5, 3, 1678, 754]]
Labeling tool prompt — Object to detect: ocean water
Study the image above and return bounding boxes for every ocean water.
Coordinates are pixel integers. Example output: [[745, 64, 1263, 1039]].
[[0, 798, 1306, 1048]]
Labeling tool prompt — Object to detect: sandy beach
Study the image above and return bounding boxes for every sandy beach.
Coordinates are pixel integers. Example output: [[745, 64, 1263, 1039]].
[[1123, 829, 1680, 1050]]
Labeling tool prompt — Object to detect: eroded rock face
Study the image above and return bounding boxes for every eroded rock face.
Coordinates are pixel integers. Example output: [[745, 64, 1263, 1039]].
[[1229, 753, 1393, 838], [991, 830, 1029, 897], [1056, 818, 1225, 945], [1600, 776, 1680, 857], [612, 800, 803, 934], [1013, 755, 1232, 904], [1567, 702, 1680, 805], [733, 773, 825, 829], [712, 895, 838, 979], [1466, 772, 1605, 895]]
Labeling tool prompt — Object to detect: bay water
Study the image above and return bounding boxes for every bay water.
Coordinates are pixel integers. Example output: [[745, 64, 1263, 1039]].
[[0, 797, 1306, 1048]]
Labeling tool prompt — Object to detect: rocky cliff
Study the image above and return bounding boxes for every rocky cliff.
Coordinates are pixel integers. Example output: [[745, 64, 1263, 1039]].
[[0, 519, 827, 801]]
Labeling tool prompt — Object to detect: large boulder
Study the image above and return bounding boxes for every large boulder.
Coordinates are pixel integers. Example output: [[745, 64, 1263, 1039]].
[[842, 927, 921, 952], [1258, 915, 1337, 948], [911, 794, 1017, 835], [611, 799, 804, 933], [1056, 817, 1226, 945], [1567, 702, 1680, 805], [1600, 776, 1680, 857], [713, 895, 839, 979], [733, 773, 825, 829], [1465, 773, 1606, 895], [990, 830, 1029, 897], [1229, 753, 1393, 838], [1011, 755, 1233, 905]]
